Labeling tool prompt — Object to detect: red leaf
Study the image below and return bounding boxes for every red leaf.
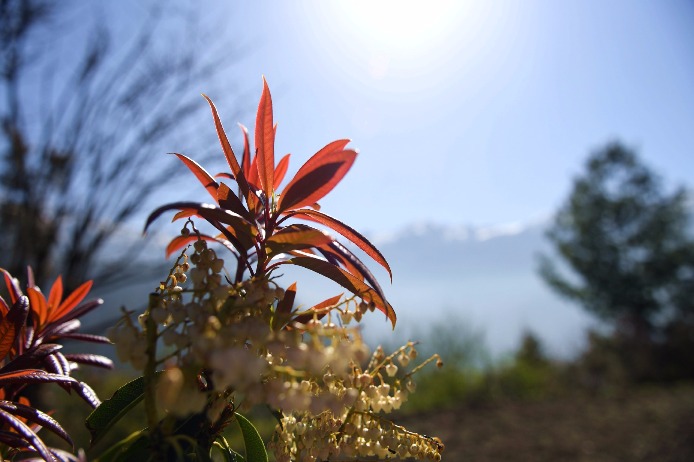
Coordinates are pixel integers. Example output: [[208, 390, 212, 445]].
[[239, 123, 252, 185], [51, 300, 103, 327], [0, 407, 55, 461], [64, 354, 114, 369], [57, 333, 112, 344], [4, 297, 29, 353], [309, 294, 344, 313], [166, 232, 241, 260], [255, 77, 275, 199], [1, 269, 22, 306], [72, 381, 101, 408], [314, 247, 362, 280], [172, 209, 197, 222], [287, 255, 396, 328], [322, 241, 388, 310], [0, 400, 73, 448], [0, 370, 77, 386], [47, 276, 63, 316], [218, 182, 255, 222], [274, 153, 291, 188], [0, 369, 45, 382], [246, 143, 261, 214], [265, 224, 333, 256], [41, 320, 80, 341], [26, 287, 47, 328], [278, 145, 355, 213], [293, 293, 343, 324], [173, 153, 219, 201], [277, 282, 297, 315], [147, 202, 257, 253], [146, 202, 251, 235], [289, 209, 392, 281], [165, 234, 221, 259], [52, 280, 93, 323], [203, 95, 251, 201], [0, 297, 7, 318]]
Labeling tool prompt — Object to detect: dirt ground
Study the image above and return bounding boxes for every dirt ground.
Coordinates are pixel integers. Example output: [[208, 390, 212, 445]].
[[396, 385, 694, 461]]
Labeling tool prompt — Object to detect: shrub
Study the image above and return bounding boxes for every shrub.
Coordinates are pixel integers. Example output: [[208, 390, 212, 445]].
[[80, 79, 445, 461], [0, 269, 111, 460]]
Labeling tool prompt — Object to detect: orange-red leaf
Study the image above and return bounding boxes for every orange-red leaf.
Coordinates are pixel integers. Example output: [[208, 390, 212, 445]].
[[239, 123, 252, 184], [169, 210, 195, 222], [293, 293, 343, 324], [246, 141, 261, 214], [0, 296, 29, 358], [27, 287, 48, 328], [166, 233, 241, 259], [289, 209, 392, 281], [287, 255, 396, 328], [203, 94, 251, 201], [0, 369, 45, 382], [146, 202, 257, 253], [1, 269, 21, 306], [218, 182, 254, 222], [255, 77, 275, 198], [165, 234, 220, 259], [276, 282, 297, 315], [266, 224, 333, 256], [47, 276, 63, 314], [53, 280, 92, 322], [0, 297, 8, 318], [314, 244, 364, 283], [173, 153, 219, 201], [309, 294, 344, 313], [278, 145, 355, 213], [274, 153, 291, 188]]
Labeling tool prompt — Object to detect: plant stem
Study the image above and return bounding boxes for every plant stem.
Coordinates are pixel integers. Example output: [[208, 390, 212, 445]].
[[144, 293, 164, 460]]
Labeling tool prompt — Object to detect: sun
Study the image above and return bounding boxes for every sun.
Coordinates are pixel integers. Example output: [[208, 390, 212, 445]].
[[330, 0, 468, 58]]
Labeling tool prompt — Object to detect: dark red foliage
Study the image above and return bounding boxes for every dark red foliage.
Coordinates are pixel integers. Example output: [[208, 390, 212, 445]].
[[0, 268, 112, 461]]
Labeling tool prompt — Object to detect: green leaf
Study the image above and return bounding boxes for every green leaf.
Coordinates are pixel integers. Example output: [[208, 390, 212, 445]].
[[95, 429, 149, 462], [213, 437, 245, 462], [235, 412, 268, 462], [86, 374, 158, 445]]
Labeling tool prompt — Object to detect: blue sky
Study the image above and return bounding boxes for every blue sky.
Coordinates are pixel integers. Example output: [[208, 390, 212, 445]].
[[98, 1, 694, 235], [202, 1, 694, 235]]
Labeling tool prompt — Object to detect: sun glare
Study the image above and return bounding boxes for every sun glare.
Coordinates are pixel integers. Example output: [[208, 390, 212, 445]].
[[310, 0, 484, 91], [333, 0, 467, 57]]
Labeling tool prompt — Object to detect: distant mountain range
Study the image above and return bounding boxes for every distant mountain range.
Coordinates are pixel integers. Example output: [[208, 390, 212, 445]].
[[91, 219, 597, 359], [276, 219, 596, 358]]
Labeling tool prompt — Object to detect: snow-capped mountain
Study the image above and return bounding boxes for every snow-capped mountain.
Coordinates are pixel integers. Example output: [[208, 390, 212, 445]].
[[281, 220, 595, 358]]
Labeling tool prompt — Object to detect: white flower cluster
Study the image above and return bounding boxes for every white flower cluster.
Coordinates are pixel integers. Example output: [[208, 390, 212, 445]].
[[269, 344, 444, 462], [108, 228, 444, 460]]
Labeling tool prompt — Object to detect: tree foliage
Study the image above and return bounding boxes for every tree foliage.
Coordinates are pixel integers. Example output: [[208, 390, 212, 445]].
[[539, 142, 694, 335], [0, 0, 241, 291]]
